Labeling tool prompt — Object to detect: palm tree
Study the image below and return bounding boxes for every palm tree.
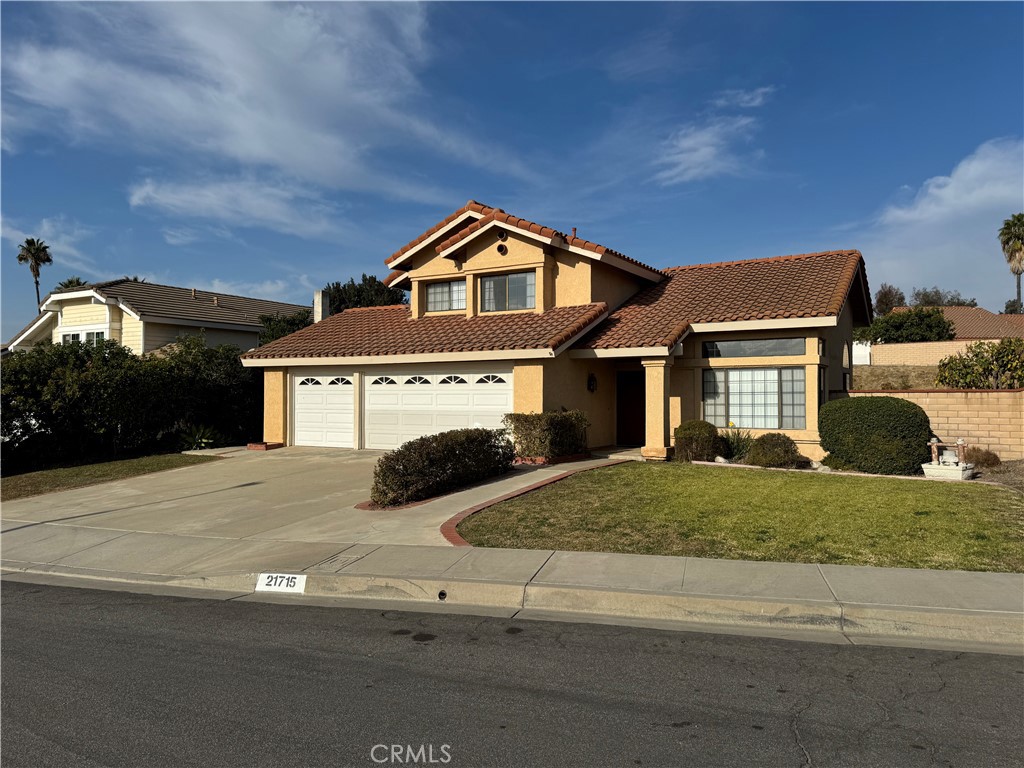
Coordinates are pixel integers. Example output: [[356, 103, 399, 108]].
[[55, 276, 87, 291], [999, 213, 1024, 307], [16, 238, 53, 306]]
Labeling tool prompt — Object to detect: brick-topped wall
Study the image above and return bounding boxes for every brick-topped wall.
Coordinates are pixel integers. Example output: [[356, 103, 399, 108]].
[[848, 389, 1024, 460], [870, 340, 999, 367]]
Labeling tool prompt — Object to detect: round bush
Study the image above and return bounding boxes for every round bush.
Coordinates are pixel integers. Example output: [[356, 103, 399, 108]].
[[674, 420, 722, 462], [746, 433, 802, 468], [818, 396, 931, 475]]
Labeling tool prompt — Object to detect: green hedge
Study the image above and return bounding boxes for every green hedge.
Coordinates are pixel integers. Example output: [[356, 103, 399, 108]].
[[502, 411, 589, 460], [371, 428, 515, 507], [1, 335, 261, 474], [818, 396, 932, 475], [935, 338, 1024, 389], [674, 420, 722, 462], [746, 433, 802, 468]]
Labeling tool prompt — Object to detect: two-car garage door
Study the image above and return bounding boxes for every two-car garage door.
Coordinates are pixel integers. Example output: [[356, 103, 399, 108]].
[[292, 366, 513, 450]]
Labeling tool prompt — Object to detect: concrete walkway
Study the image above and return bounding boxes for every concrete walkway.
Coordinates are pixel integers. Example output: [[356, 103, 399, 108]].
[[2, 450, 1022, 655]]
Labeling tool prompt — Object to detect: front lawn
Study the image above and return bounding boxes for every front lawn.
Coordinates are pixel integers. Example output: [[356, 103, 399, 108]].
[[1, 454, 220, 501], [458, 462, 1024, 572]]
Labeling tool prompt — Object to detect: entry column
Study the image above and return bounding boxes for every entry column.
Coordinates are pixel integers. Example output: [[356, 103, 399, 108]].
[[641, 357, 673, 460]]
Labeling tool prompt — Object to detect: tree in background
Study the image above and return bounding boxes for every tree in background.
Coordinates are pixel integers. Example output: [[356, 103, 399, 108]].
[[1005, 299, 1023, 315], [258, 309, 313, 345], [324, 274, 406, 315], [999, 213, 1024, 308], [854, 306, 955, 344], [910, 286, 977, 307], [16, 238, 53, 306], [936, 338, 1024, 390], [873, 283, 906, 316], [55, 276, 88, 291]]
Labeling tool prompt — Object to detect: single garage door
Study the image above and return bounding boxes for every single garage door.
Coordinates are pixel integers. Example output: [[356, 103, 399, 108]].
[[364, 368, 513, 450], [293, 374, 355, 447]]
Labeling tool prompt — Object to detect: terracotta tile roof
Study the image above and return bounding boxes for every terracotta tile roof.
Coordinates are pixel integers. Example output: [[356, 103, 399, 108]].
[[577, 250, 867, 349], [385, 200, 497, 265], [242, 303, 608, 359], [434, 210, 663, 277], [383, 270, 408, 287], [892, 305, 1024, 339]]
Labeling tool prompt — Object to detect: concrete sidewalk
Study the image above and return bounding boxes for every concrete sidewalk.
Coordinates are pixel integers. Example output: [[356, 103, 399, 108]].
[[3, 516, 1021, 655]]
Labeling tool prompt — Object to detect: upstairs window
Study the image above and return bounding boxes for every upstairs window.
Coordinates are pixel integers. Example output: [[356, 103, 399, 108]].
[[426, 280, 466, 312], [481, 271, 535, 312], [61, 331, 105, 345]]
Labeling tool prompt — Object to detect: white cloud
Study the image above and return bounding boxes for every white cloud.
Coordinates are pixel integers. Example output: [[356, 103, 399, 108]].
[[856, 138, 1024, 311], [192, 278, 303, 303], [1, 3, 532, 208], [604, 32, 679, 81], [653, 116, 759, 185], [130, 178, 347, 241], [711, 86, 776, 109]]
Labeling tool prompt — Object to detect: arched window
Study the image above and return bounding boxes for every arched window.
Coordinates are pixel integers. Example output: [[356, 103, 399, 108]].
[[405, 376, 430, 385], [371, 376, 397, 385], [328, 377, 352, 386], [298, 377, 322, 386], [476, 374, 507, 384], [842, 342, 851, 369], [439, 375, 467, 384]]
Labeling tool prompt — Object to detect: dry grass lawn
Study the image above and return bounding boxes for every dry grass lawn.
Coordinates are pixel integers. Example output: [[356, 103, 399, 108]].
[[458, 462, 1024, 572]]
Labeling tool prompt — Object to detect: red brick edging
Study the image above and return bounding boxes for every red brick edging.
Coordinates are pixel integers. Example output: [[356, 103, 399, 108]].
[[440, 459, 631, 547], [247, 442, 284, 451]]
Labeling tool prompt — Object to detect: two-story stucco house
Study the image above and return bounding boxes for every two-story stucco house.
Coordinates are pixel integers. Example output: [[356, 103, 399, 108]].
[[242, 201, 871, 460], [6, 279, 308, 355]]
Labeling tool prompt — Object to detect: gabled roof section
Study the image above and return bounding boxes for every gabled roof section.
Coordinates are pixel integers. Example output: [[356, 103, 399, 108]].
[[892, 305, 1024, 340], [385, 200, 497, 268], [576, 250, 868, 350], [5, 312, 56, 350], [241, 302, 608, 361], [434, 210, 663, 281], [43, 280, 307, 328]]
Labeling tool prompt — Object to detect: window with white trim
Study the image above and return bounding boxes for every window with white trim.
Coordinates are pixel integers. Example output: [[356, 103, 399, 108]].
[[481, 271, 535, 312], [61, 331, 105, 345], [327, 377, 352, 386], [476, 374, 507, 384], [702, 368, 806, 430], [439, 375, 467, 384], [405, 376, 430, 385], [299, 377, 322, 386], [426, 280, 466, 312], [372, 376, 397, 385]]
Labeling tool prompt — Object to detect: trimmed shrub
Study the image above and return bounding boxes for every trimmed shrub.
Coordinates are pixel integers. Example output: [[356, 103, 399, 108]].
[[371, 428, 515, 507], [746, 433, 803, 468], [502, 411, 589, 460], [720, 428, 754, 461], [818, 396, 931, 475], [674, 420, 722, 462], [965, 446, 1001, 469]]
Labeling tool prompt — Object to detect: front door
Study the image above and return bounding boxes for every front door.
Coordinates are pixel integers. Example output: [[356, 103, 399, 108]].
[[616, 370, 645, 446]]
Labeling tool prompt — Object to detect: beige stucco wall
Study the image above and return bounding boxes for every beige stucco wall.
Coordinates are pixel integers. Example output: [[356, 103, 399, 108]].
[[590, 261, 646, 312], [848, 389, 1024, 461], [143, 323, 259, 353], [263, 368, 289, 444], [870, 340, 1000, 367]]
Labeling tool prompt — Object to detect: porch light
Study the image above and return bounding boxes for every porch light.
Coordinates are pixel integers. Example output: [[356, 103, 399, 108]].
[[587, 373, 598, 393]]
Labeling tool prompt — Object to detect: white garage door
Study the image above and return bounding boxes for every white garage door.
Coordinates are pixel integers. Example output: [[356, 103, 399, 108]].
[[364, 368, 513, 450], [293, 374, 355, 447]]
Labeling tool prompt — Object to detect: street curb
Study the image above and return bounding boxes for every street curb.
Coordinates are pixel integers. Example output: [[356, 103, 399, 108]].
[[5, 562, 1021, 655], [439, 459, 632, 546]]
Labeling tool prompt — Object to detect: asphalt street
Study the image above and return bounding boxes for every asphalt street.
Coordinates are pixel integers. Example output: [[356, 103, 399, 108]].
[[2, 582, 1021, 768]]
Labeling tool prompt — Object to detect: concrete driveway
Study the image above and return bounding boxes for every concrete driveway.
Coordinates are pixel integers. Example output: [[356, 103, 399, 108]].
[[1, 448, 461, 546]]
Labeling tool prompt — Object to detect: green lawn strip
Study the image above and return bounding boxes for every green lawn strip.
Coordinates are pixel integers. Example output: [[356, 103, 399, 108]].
[[1, 454, 220, 501], [457, 462, 1024, 572]]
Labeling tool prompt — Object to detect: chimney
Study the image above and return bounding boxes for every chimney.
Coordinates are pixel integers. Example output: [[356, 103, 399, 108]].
[[313, 289, 331, 323], [191, 288, 196, 298], [571, 227, 577, 239], [213, 296, 219, 306]]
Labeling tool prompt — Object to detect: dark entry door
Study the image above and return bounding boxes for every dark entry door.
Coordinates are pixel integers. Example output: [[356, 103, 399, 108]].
[[616, 370, 645, 446]]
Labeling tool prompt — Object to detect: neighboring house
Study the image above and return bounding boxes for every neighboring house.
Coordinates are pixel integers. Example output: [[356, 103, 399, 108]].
[[5, 280, 308, 355], [864, 306, 1024, 366], [242, 201, 871, 460]]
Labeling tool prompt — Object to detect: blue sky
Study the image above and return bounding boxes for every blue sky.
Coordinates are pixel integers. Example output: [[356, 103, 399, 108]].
[[2, 2, 1022, 339]]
